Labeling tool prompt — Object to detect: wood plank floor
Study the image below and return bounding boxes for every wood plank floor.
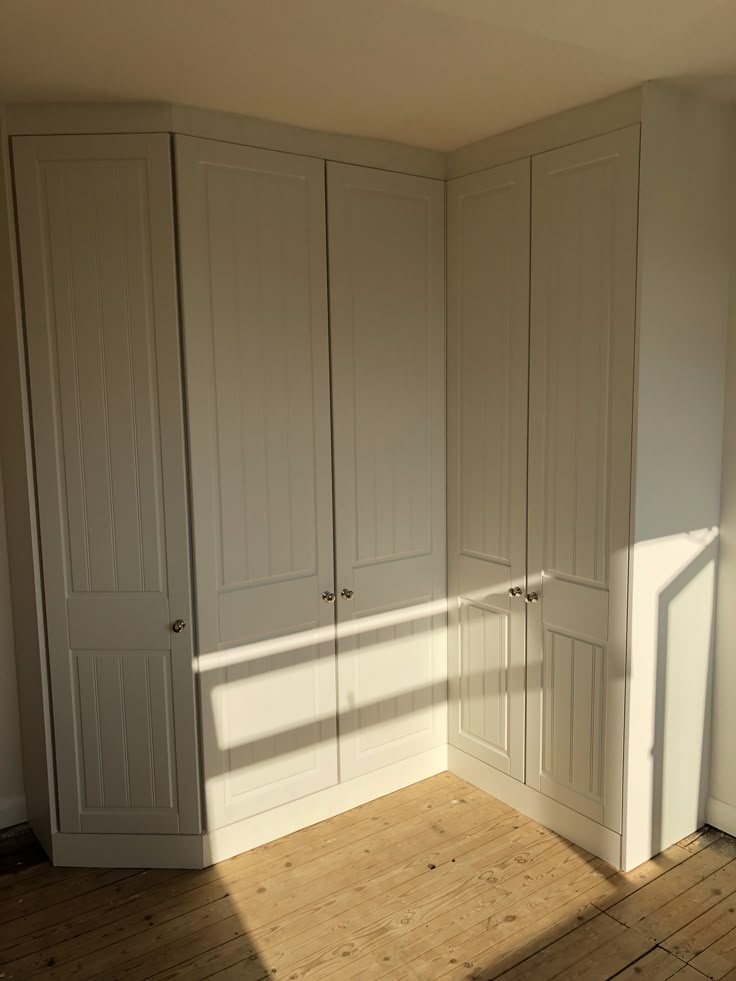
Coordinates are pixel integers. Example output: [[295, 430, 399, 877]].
[[1, 773, 735, 981]]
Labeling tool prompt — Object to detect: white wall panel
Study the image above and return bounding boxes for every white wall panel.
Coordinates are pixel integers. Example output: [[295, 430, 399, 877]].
[[0, 461, 25, 829]]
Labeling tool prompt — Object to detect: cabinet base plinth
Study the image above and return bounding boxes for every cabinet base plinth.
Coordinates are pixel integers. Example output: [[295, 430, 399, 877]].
[[49, 745, 448, 868]]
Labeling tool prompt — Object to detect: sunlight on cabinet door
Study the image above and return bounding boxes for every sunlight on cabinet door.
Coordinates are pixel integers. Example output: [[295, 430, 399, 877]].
[[327, 162, 447, 781], [526, 127, 639, 832], [176, 137, 338, 828], [447, 158, 530, 782]]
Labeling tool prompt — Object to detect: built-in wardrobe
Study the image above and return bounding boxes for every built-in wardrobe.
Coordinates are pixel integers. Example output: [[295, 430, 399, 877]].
[[175, 138, 447, 837], [11, 126, 447, 866], [447, 87, 734, 870], [4, 83, 733, 871], [447, 127, 638, 863]]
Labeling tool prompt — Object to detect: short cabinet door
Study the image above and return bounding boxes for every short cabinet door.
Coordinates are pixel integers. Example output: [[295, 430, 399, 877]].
[[14, 134, 200, 834], [526, 127, 639, 832], [176, 137, 337, 829], [327, 163, 447, 781], [447, 159, 531, 781]]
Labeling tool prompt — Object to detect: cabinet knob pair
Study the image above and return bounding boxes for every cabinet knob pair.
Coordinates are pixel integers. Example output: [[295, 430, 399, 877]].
[[507, 587, 539, 604], [321, 589, 354, 603]]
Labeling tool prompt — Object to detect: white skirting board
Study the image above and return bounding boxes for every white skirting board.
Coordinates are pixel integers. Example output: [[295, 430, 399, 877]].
[[448, 746, 623, 869], [707, 797, 736, 838], [203, 745, 448, 865], [49, 745, 448, 868], [0, 794, 27, 831]]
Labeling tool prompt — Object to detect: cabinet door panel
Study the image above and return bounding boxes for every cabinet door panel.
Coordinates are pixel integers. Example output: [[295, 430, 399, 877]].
[[327, 163, 446, 781], [526, 127, 639, 831], [447, 160, 530, 779], [14, 134, 200, 833], [176, 137, 337, 828]]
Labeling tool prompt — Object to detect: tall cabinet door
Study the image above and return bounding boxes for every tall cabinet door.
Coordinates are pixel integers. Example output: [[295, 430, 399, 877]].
[[13, 135, 200, 834], [447, 160, 530, 780], [327, 163, 447, 781], [175, 137, 337, 829], [526, 127, 639, 831]]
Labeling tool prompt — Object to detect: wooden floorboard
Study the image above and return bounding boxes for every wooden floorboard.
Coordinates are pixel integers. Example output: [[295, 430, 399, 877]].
[[0, 776, 732, 980]]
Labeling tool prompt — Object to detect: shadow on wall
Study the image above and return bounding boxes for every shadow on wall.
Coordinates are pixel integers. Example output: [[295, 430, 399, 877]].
[[650, 531, 718, 856]]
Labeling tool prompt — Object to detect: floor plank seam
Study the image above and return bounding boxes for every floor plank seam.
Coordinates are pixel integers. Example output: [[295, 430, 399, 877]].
[[656, 943, 712, 978], [0, 868, 146, 930], [0, 873, 212, 965], [484, 908, 614, 980], [602, 942, 657, 980], [659, 941, 711, 973], [3, 884, 238, 977]]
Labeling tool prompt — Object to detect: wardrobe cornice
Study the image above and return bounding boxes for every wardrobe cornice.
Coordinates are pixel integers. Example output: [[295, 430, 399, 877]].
[[4, 100, 447, 180]]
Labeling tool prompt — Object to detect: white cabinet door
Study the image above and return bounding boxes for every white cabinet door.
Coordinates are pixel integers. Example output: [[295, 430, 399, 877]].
[[14, 134, 200, 834], [447, 159, 530, 780], [175, 137, 337, 829], [327, 163, 447, 781], [526, 127, 639, 831]]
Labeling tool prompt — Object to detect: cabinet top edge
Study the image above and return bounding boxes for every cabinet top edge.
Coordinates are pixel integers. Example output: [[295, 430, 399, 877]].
[[3, 101, 446, 181], [446, 86, 643, 180]]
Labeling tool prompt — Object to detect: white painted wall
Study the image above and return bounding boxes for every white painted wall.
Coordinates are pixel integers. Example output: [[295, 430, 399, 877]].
[[0, 458, 26, 829], [711, 244, 736, 837], [624, 83, 734, 870], [0, 110, 54, 852]]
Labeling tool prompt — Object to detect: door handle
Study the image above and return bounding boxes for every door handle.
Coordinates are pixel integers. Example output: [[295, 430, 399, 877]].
[[340, 588, 354, 600], [525, 592, 539, 604], [172, 619, 187, 633], [321, 591, 336, 603], [508, 587, 523, 597]]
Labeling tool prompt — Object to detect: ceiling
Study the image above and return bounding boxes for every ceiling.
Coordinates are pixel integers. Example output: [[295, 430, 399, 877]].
[[1, 0, 736, 151]]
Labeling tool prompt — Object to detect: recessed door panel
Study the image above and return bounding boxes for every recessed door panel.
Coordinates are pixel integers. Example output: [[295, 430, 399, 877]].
[[327, 163, 446, 781], [14, 134, 200, 833], [73, 650, 177, 830], [176, 137, 337, 828], [526, 127, 639, 831], [447, 159, 530, 779], [459, 603, 511, 755], [539, 630, 606, 820]]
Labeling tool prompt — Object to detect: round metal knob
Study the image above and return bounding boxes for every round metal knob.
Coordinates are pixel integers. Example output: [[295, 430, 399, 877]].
[[340, 588, 354, 600], [172, 619, 187, 633], [321, 591, 336, 603], [525, 592, 539, 604], [508, 587, 523, 597]]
